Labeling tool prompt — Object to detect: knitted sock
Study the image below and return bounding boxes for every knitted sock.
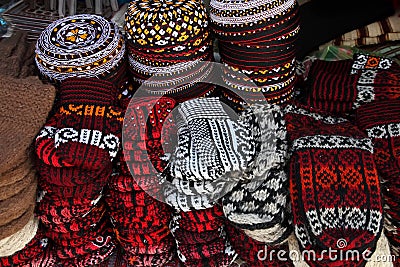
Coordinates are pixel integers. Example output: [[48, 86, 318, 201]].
[[355, 100, 400, 172], [163, 98, 259, 212], [173, 98, 257, 181], [38, 179, 106, 200], [123, 96, 176, 177], [46, 216, 109, 248], [36, 159, 112, 187], [178, 97, 230, 170], [112, 215, 171, 236], [35, 78, 123, 170], [222, 103, 289, 245], [163, 183, 216, 212], [177, 237, 226, 261], [36, 192, 103, 222], [306, 70, 359, 114], [222, 168, 291, 235], [170, 225, 222, 245], [108, 173, 160, 193], [306, 69, 400, 115], [351, 52, 400, 75], [307, 59, 354, 78], [56, 240, 116, 267], [123, 249, 177, 267], [105, 188, 159, 208], [285, 103, 383, 257], [38, 202, 106, 234], [118, 234, 175, 255]]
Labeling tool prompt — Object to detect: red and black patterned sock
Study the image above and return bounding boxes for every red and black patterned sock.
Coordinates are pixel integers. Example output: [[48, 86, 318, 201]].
[[35, 77, 123, 170], [284, 103, 383, 263]]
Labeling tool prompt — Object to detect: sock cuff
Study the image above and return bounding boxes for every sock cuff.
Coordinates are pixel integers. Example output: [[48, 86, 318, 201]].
[[58, 77, 117, 106]]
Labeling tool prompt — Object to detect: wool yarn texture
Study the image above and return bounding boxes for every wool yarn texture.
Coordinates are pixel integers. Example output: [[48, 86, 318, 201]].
[[225, 222, 294, 267], [0, 230, 53, 267], [284, 103, 384, 266], [35, 14, 126, 86], [210, 0, 300, 104], [304, 52, 400, 116], [222, 103, 291, 246], [355, 99, 400, 256], [169, 207, 237, 266], [32, 77, 124, 266], [162, 97, 258, 212], [0, 75, 55, 259], [108, 96, 178, 265], [124, 0, 215, 102], [35, 77, 123, 170]]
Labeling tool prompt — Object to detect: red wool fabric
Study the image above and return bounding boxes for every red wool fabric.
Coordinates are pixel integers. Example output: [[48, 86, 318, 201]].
[[35, 77, 123, 170], [284, 103, 383, 266]]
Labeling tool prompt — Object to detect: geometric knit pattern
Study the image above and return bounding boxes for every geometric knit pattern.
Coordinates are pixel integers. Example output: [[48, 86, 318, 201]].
[[304, 52, 400, 115], [35, 78, 123, 170], [357, 100, 400, 172], [222, 103, 291, 245], [124, 0, 214, 102], [168, 207, 237, 266], [284, 103, 383, 266], [210, 0, 300, 103], [356, 99, 400, 256], [163, 97, 258, 211], [35, 14, 125, 84]]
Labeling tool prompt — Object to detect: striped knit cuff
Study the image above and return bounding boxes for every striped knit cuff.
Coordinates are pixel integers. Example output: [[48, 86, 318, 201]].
[[57, 77, 117, 106]]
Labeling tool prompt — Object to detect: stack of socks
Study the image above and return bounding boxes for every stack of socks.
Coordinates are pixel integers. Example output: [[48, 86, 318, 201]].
[[0, 75, 56, 266], [34, 77, 122, 266], [124, 0, 215, 103], [222, 103, 292, 249], [284, 103, 386, 267], [210, 0, 300, 104], [35, 14, 128, 96], [107, 97, 178, 266], [303, 52, 400, 116], [162, 97, 262, 266], [356, 100, 400, 257]]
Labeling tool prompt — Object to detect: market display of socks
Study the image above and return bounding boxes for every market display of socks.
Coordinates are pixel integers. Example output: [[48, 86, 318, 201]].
[[0, 0, 400, 266]]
